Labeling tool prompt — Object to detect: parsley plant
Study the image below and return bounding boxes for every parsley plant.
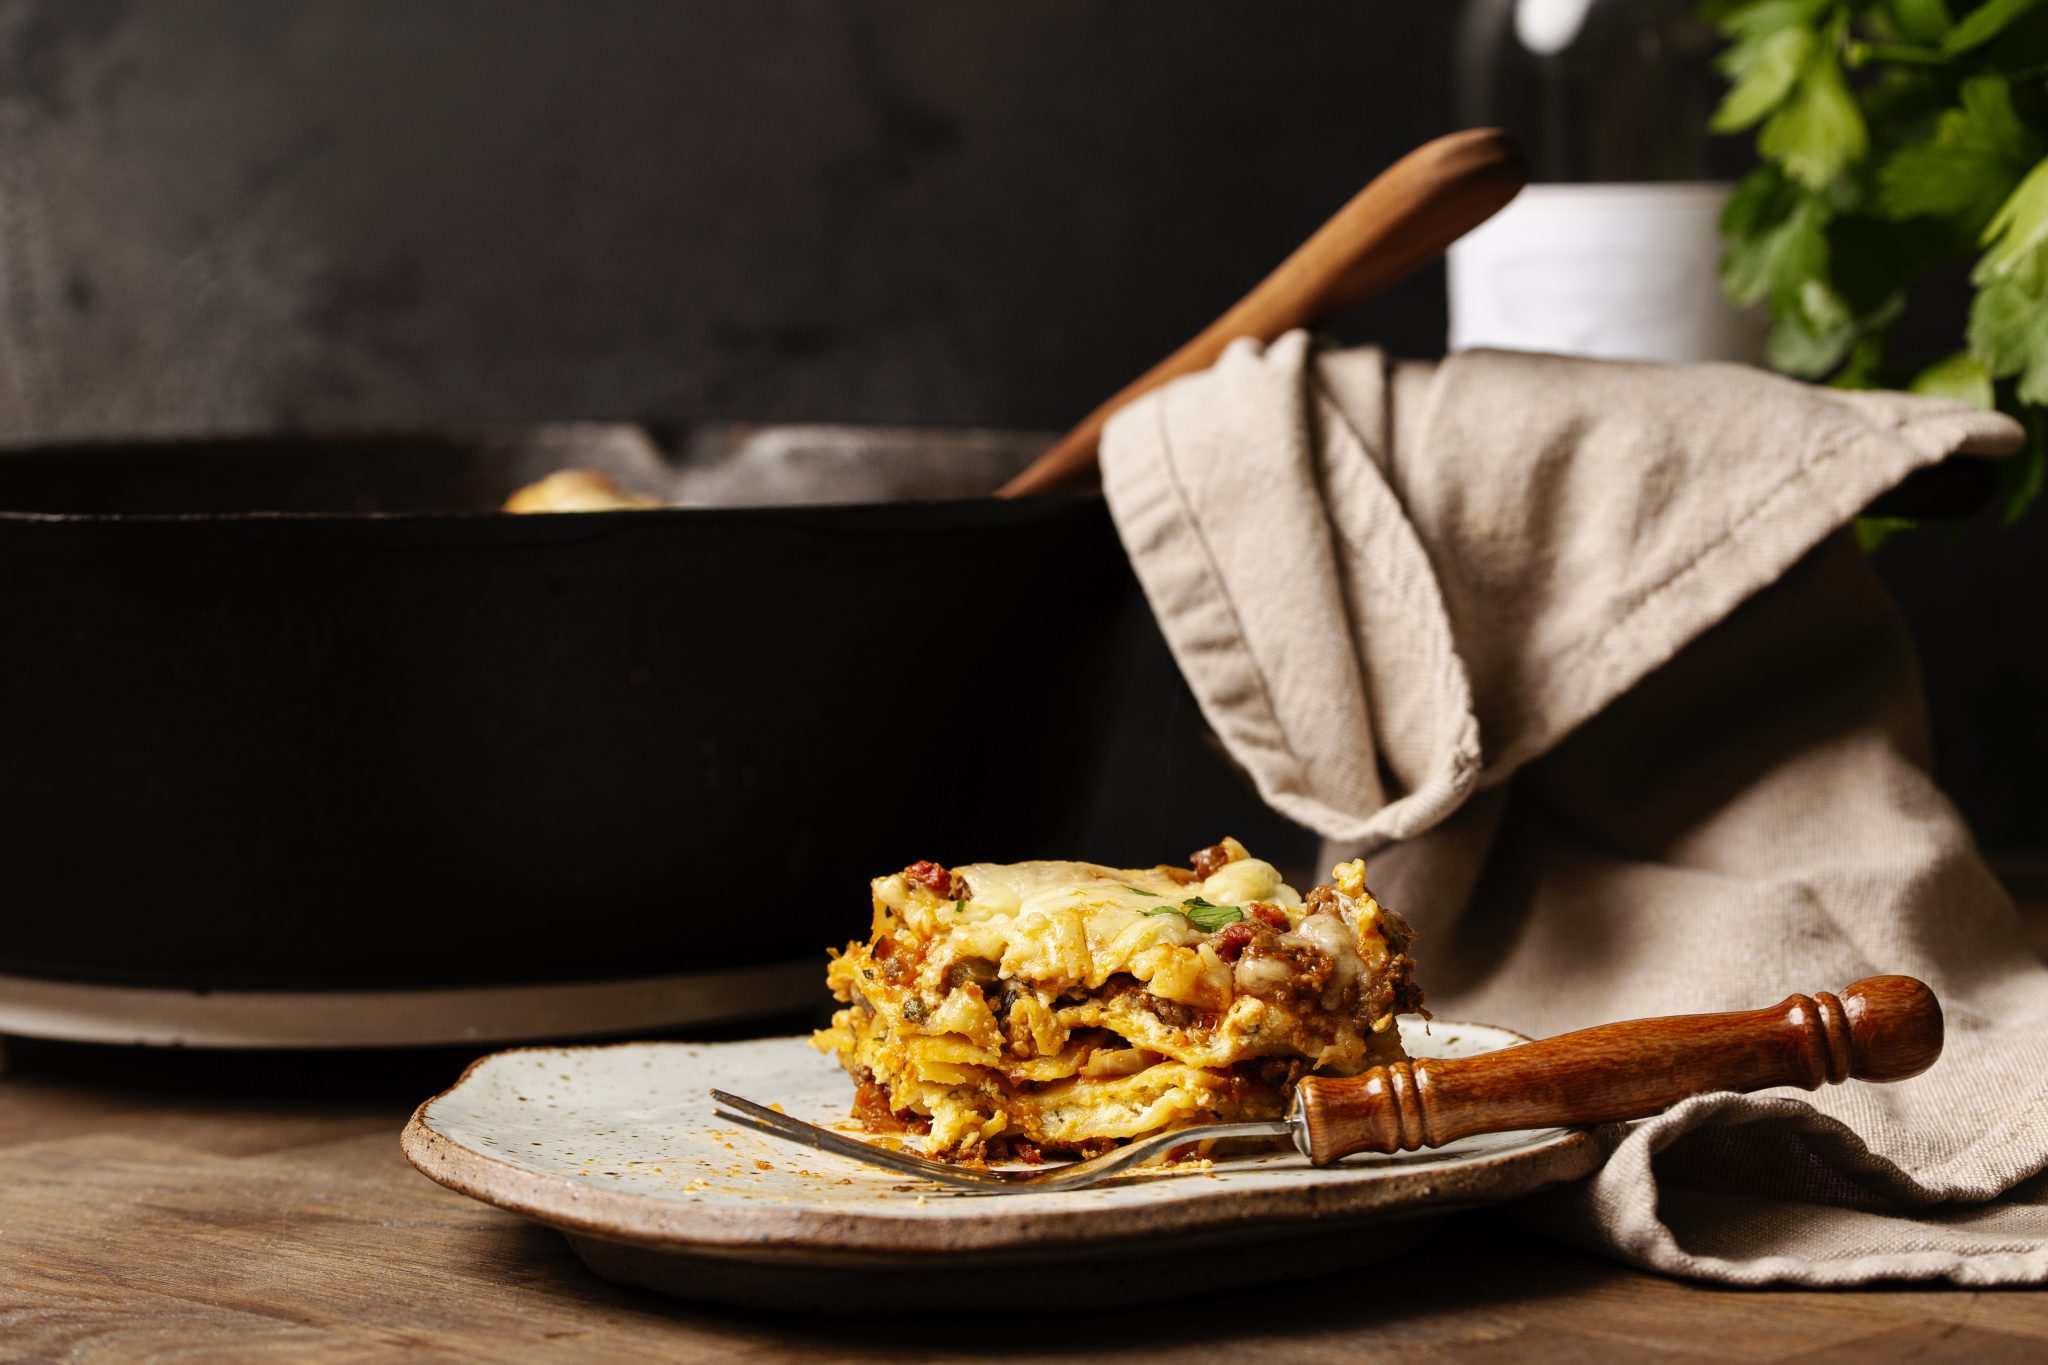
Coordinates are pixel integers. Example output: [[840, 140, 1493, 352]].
[[1708, 0, 2048, 523]]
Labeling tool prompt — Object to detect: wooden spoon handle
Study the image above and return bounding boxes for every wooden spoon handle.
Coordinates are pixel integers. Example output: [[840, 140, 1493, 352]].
[[1295, 976, 1944, 1166], [996, 127, 1527, 499]]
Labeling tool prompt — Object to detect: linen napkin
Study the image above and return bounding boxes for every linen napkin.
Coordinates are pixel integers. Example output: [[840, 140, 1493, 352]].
[[1100, 331, 2048, 1285]]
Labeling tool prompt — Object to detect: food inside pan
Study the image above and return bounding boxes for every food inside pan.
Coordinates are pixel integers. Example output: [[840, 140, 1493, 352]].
[[503, 468, 662, 512]]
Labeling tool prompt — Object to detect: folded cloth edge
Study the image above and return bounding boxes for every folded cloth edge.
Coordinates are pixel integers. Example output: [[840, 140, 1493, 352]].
[[1102, 335, 1482, 847], [1525, 1092, 2048, 1286], [1106, 336, 2027, 842], [1480, 399, 2025, 785]]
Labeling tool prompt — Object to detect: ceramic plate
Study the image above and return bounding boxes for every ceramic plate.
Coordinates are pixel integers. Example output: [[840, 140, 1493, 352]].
[[403, 1021, 1605, 1309]]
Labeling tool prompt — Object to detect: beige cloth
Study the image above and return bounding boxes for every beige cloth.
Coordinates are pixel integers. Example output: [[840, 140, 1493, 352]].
[[1101, 332, 2048, 1285]]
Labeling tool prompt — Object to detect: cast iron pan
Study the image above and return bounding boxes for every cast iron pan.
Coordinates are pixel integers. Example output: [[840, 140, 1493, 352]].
[[0, 132, 1535, 998], [0, 426, 1303, 990]]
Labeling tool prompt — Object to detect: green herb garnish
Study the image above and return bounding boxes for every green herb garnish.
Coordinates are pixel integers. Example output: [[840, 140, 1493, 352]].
[[1120, 884, 1163, 897], [1144, 897, 1245, 932], [1706, 0, 2048, 523]]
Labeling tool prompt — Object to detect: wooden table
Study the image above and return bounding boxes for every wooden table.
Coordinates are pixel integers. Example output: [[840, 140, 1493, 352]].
[[6, 881, 2046, 1363]]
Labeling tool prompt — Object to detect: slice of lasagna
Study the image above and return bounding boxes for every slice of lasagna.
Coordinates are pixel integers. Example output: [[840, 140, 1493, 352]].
[[812, 838, 1424, 1161]]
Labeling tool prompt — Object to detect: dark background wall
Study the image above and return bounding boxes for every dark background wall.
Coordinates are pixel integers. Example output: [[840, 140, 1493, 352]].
[[0, 0, 1456, 440], [0, 0, 2037, 852]]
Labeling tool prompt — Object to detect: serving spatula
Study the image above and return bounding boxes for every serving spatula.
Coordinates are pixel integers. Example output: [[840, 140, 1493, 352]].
[[995, 126, 1527, 498], [711, 975, 1942, 1193]]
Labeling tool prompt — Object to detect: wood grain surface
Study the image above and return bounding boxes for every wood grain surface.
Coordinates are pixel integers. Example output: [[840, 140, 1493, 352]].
[[2, 906, 2043, 1361]]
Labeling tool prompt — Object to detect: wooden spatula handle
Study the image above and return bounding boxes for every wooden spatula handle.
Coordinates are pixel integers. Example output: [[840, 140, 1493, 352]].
[[996, 127, 1526, 498], [1294, 976, 1943, 1166]]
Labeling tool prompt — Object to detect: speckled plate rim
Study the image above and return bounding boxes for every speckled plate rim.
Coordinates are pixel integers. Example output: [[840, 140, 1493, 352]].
[[401, 1028, 1609, 1260]]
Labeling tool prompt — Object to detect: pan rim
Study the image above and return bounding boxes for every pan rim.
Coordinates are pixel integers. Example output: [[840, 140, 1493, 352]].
[[0, 489, 1106, 527], [0, 420, 1090, 524]]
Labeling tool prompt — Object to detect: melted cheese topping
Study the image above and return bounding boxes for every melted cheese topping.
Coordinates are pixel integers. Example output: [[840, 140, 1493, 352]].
[[813, 841, 1421, 1159], [881, 854, 1312, 1003]]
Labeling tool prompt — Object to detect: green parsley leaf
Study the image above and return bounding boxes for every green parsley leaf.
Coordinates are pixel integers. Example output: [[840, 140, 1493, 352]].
[[1909, 349, 1997, 408], [1712, 23, 1816, 133], [1881, 79, 2038, 234], [1183, 901, 1245, 932], [1711, 0, 1833, 41], [1709, 1, 1835, 131], [1785, 282, 1905, 379], [1892, 0, 1956, 46], [1829, 332, 1890, 390], [1997, 411, 2046, 524], [1976, 157, 2048, 283], [1761, 44, 1869, 190], [1719, 166, 1831, 309], [1142, 898, 1246, 933], [1119, 884, 1162, 897], [1942, 0, 2045, 55], [1707, 0, 2047, 523], [1855, 515, 1919, 553], [1768, 278, 1860, 376], [1968, 266, 2048, 403]]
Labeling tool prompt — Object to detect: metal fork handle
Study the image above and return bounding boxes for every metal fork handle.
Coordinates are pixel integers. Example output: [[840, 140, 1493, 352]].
[[710, 1088, 1291, 1192]]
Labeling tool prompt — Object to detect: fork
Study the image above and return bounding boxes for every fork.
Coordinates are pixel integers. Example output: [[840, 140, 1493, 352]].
[[711, 976, 1941, 1193]]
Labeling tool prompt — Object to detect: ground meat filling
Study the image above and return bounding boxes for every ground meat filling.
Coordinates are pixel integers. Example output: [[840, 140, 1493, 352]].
[[1238, 1055, 1309, 1091], [1303, 885, 1343, 918], [904, 859, 970, 900], [1248, 902, 1290, 929], [1233, 931, 1335, 1003], [1190, 841, 1236, 880], [852, 1075, 930, 1134], [1368, 948, 1427, 1022], [1365, 903, 1426, 1020], [1134, 988, 1210, 1033], [1377, 904, 1418, 958], [1211, 921, 1257, 961], [988, 1135, 1117, 1163]]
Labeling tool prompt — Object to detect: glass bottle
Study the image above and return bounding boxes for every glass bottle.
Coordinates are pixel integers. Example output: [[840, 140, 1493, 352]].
[[1448, 0, 1763, 363]]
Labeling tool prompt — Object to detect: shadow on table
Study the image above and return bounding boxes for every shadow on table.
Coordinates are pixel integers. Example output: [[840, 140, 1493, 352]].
[[491, 1208, 1601, 1354]]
